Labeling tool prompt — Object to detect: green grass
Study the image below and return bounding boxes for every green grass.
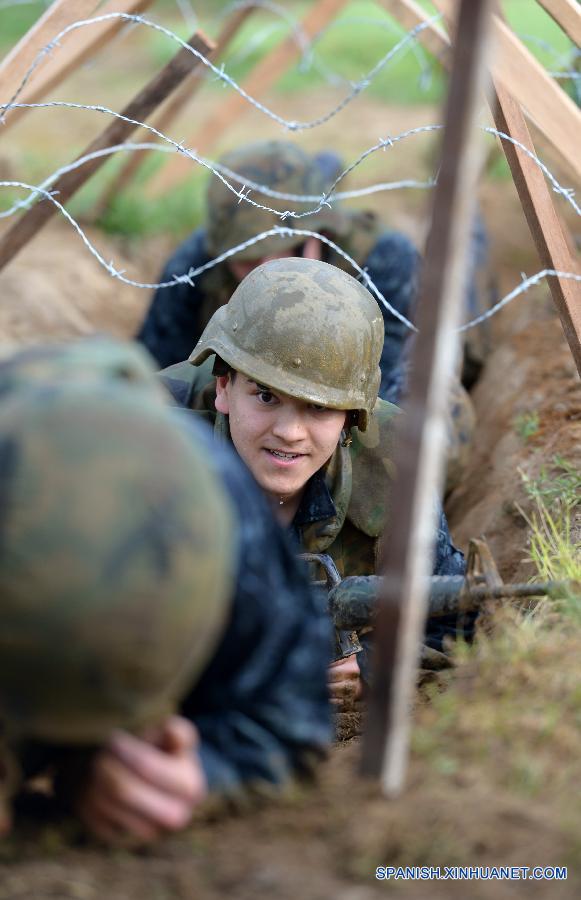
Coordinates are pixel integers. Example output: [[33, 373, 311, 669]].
[[514, 410, 541, 441]]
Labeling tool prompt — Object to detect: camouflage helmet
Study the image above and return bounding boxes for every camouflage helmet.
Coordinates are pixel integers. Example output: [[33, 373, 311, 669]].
[[206, 141, 348, 261], [0, 336, 164, 401], [189, 257, 384, 431], [0, 350, 235, 746]]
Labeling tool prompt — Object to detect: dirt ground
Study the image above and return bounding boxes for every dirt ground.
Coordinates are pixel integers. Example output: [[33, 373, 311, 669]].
[[0, 22, 580, 897]]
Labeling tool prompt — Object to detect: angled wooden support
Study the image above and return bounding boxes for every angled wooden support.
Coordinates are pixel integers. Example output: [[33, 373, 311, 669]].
[[492, 83, 581, 375], [431, 0, 581, 182], [0, 0, 101, 109], [0, 30, 215, 274], [535, 0, 581, 46], [94, 5, 254, 216], [0, 0, 154, 133], [147, 0, 352, 198], [379, 0, 452, 67], [361, 0, 494, 793]]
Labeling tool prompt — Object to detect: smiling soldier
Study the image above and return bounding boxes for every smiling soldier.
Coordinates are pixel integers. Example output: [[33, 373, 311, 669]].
[[160, 257, 467, 704]]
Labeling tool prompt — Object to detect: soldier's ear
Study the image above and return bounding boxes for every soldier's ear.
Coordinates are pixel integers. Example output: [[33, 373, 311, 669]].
[[214, 375, 231, 415]]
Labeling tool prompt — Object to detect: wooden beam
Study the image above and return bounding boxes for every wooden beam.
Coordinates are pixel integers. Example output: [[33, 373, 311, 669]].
[[361, 0, 493, 792], [0, 0, 101, 113], [535, 0, 581, 46], [388, 0, 580, 371], [0, 30, 215, 273], [492, 82, 581, 375], [147, 0, 352, 197], [0, 0, 154, 132], [378, 0, 452, 67], [431, 0, 581, 181], [94, 5, 254, 216]]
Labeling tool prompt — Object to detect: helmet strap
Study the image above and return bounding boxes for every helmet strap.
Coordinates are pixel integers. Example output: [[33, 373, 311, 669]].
[[340, 429, 353, 448]]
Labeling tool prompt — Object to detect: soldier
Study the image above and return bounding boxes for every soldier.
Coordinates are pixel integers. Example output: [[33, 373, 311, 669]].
[[160, 258, 468, 702], [0, 339, 331, 844]]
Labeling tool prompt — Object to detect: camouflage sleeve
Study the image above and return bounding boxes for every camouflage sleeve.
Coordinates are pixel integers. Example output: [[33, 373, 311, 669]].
[[158, 356, 216, 409], [136, 228, 211, 369], [177, 416, 333, 796], [433, 503, 465, 577]]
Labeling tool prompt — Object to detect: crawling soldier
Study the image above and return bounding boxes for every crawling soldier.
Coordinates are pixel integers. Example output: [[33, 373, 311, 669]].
[[0, 338, 331, 845]]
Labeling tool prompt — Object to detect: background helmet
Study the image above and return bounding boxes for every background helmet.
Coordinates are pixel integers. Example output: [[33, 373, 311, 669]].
[[0, 343, 236, 746], [205, 141, 347, 260], [189, 257, 384, 431]]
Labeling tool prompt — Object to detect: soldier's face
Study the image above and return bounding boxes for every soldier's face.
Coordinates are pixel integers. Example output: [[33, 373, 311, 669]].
[[215, 373, 346, 512], [227, 237, 322, 283]]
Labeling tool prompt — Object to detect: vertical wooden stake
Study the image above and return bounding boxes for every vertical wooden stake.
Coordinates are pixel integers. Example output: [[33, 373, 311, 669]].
[[361, 0, 494, 793], [0, 31, 215, 273]]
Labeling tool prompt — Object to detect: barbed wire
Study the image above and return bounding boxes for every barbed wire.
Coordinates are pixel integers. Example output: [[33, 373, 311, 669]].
[[2, 183, 577, 338], [305, 13, 431, 86], [0, 11, 442, 132], [0, 101, 446, 221], [173, 0, 198, 33], [549, 71, 581, 82], [0, 141, 437, 220], [0, 183, 413, 328], [457, 270, 581, 332], [517, 32, 573, 68], [482, 127, 580, 216], [225, 0, 312, 60], [1, 102, 578, 225]]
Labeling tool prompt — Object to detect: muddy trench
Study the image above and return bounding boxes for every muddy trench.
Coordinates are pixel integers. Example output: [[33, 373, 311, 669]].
[[0, 60, 579, 896]]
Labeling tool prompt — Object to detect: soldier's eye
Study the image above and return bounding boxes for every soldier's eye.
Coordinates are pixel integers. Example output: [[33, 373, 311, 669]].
[[256, 388, 276, 404]]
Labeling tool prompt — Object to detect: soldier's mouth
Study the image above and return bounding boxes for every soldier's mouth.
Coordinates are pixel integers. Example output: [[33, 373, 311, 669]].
[[266, 449, 305, 462]]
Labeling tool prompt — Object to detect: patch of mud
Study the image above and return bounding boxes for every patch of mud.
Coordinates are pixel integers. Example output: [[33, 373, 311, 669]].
[[1, 736, 579, 900], [0, 225, 171, 355]]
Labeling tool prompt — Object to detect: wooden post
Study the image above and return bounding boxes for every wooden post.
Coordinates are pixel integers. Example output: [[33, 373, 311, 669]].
[[0, 30, 215, 273], [431, 0, 581, 182], [535, 0, 581, 46], [94, 5, 254, 216], [146, 0, 352, 197], [0, 0, 154, 132], [361, 0, 494, 793], [492, 83, 581, 374], [0, 0, 100, 106]]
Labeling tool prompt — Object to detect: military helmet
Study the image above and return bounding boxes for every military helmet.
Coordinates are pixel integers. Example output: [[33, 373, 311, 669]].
[[206, 141, 347, 261], [189, 257, 384, 431], [0, 336, 164, 401], [0, 350, 236, 746]]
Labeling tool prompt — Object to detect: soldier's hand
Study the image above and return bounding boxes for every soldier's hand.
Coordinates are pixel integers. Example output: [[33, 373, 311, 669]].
[[75, 715, 207, 845], [327, 655, 363, 707]]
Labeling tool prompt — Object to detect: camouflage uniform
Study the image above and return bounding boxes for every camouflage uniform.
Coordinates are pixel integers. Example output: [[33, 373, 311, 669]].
[[0, 338, 331, 824]]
